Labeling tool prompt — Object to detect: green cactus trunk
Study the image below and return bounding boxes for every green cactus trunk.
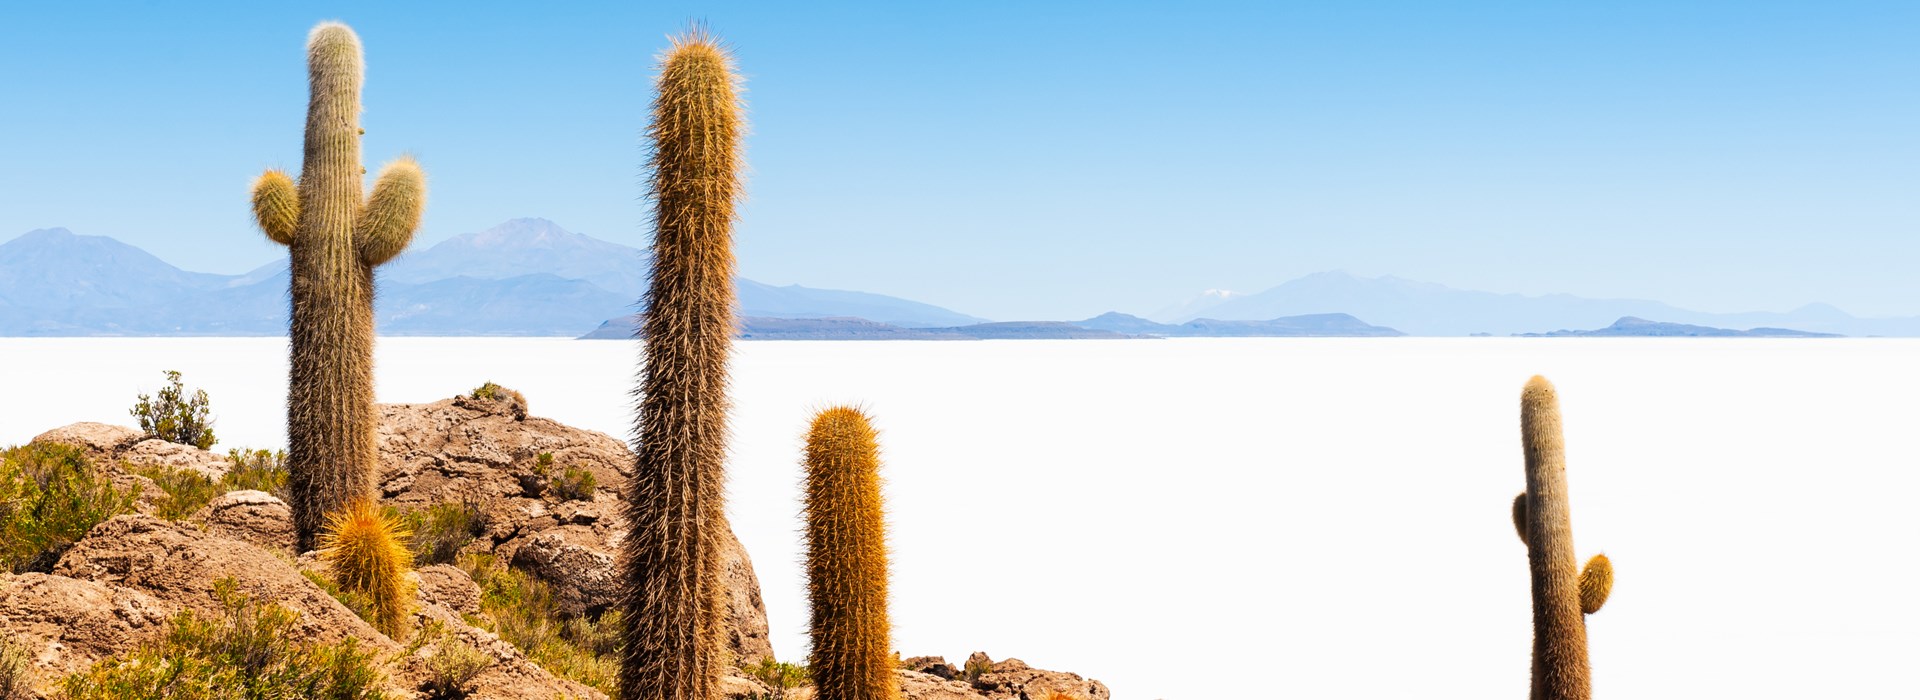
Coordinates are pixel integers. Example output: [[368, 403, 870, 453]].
[[804, 407, 897, 700], [249, 22, 426, 550], [618, 30, 743, 700], [1515, 376, 1611, 700]]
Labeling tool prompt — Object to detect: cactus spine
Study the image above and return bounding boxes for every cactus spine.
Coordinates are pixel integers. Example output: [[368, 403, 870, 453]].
[[317, 498, 416, 638], [1513, 376, 1612, 700], [248, 22, 426, 549], [618, 29, 743, 700], [803, 407, 896, 700]]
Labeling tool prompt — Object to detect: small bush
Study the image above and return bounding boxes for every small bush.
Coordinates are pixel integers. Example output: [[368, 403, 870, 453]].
[[129, 370, 216, 450], [0, 444, 138, 573], [744, 658, 809, 699], [302, 569, 378, 624], [224, 448, 290, 500], [422, 640, 492, 699], [550, 467, 596, 502], [470, 382, 503, 401], [318, 500, 416, 638], [61, 578, 385, 700], [0, 637, 33, 700], [455, 553, 619, 694], [132, 465, 221, 522], [402, 499, 487, 566], [964, 656, 994, 683]]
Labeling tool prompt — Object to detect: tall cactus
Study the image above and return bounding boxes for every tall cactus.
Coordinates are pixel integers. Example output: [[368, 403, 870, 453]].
[[1513, 376, 1613, 700], [619, 29, 743, 700], [804, 407, 896, 700], [248, 22, 426, 549]]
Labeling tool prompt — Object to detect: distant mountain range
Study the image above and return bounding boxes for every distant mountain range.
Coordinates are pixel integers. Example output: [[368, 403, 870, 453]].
[[1154, 271, 1916, 337], [0, 220, 984, 336], [1516, 316, 1840, 338], [0, 222, 1888, 337]]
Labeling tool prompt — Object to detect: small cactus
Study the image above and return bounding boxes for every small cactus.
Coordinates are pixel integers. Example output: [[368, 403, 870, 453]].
[[618, 27, 745, 700], [317, 499, 416, 638], [248, 22, 427, 548], [1512, 376, 1612, 700], [804, 407, 896, 700]]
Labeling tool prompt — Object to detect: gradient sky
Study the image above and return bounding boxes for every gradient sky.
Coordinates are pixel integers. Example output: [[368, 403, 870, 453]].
[[3, 1, 1917, 321]]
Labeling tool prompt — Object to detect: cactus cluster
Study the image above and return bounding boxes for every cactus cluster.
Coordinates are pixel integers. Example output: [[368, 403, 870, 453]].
[[617, 29, 745, 700], [231, 22, 1632, 700], [1512, 376, 1613, 700], [804, 407, 897, 700], [249, 21, 426, 549]]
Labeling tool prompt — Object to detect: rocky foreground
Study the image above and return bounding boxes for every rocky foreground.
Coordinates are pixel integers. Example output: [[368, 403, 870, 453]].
[[0, 391, 1107, 699]]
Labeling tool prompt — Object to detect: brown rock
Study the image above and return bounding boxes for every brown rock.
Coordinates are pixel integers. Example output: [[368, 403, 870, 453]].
[[51, 514, 391, 650], [120, 439, 230, 480], [0, 572, 176, 682], [190, 490, 297, 556], [972, 656, 1110, 700], [416, 564, 483, 618], [28, 423, 145, 462], [374, 394, 774, 664], [899, 669, 992, 700], [904, 655, 962, 680]]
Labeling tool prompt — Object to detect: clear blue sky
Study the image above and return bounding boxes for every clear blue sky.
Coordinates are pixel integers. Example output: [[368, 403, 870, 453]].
[[3, 1, 1916, 321]]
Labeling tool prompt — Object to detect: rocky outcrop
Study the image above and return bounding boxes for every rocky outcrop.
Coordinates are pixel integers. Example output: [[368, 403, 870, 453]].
[[970, 654, 1111, 700], [190, 490, 298, 556], [0, 572, 175, 682], [373, 393, 775, 665], [53, 514, 390, 649], [895, 654, 1110, 700]]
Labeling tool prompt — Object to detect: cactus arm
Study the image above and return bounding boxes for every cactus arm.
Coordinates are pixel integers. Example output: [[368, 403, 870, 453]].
[[250, 170, 300, 245], [1511, 492, 1529, 543], [356, 156, 425, 266], [1578, 554, 1613, 615]]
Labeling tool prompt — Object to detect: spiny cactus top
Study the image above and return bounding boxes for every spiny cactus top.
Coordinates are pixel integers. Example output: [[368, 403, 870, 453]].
[[1515, 376, 1612, 700], [619, 29, 744, 700], [248, 21, 426, 549]]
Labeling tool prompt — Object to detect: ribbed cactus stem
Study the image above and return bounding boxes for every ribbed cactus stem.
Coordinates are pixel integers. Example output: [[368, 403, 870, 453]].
[[1518, 375, 1594, 700], [804, 407, 897, 700], [248, 21, 426, 549], [619, 29, 744, 700]]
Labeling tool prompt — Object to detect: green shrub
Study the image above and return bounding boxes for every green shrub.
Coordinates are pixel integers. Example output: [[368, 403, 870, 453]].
[[302, 569, 378, 627], [129, 370, 216, 450], [61, 578, 385, 700], [132, 465, 222, 522], [0, 444, 138, 573], [422, 639, 492, 699], [0, 637, 33, 700], [454, 553, 619, 694], [399, 498, 487, 566], [224, 448, 291, 500], [744, 658, 810, 699], [470, 382, 503, 401], [550, 467, 596, 502], [964, 655, 994, 683]]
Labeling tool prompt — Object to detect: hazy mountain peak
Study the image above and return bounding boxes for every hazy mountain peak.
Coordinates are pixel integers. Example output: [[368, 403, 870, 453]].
[[458, 217, 603, 249]]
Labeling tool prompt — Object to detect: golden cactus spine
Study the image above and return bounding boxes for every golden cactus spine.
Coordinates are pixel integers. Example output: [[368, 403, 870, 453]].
[[618, 29, 743, 700], [804, 407, 896, 700], [248, 22, 426, 549], [1513, 376, 1613, 700], [318, 499, 416, 638]]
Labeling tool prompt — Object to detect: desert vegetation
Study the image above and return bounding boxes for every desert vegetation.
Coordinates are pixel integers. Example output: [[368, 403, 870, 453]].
[[60, 578, 385, 700], [248, 21, 427, 549], [1513, 376, 1613, 700], [804, 407, 897, 700], [0, 443, 136, 573], [617, 28, 746, 700], [127, 370, 217, 450]]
